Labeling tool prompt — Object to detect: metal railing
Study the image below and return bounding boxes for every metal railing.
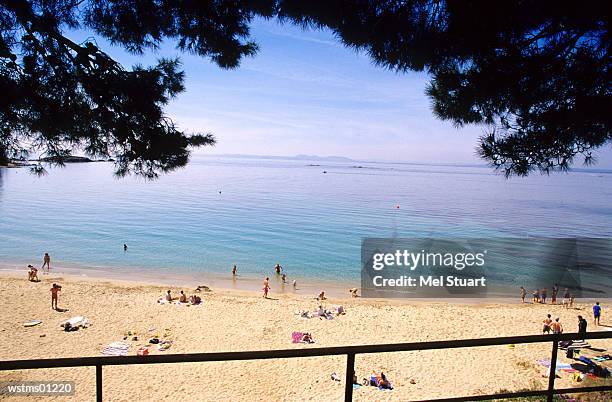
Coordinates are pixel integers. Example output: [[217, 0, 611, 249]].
[[1, 331, 611, 401]]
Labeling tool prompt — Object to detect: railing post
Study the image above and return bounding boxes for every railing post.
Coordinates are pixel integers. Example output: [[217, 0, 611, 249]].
[[344, 353, 355, 402], [96, 364, 103, 402], [547, 337, 559, 402]]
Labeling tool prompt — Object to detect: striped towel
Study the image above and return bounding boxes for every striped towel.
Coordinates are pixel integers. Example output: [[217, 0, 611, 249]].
[[102, 341, 131, 356]]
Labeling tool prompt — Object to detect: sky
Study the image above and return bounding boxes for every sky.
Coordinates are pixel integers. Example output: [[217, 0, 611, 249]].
[[69, 17, 612, 167]]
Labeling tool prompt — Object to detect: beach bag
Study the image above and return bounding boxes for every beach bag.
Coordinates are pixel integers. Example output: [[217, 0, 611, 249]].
[[566, 348, 574, 359], [137, 346, 149, 356]]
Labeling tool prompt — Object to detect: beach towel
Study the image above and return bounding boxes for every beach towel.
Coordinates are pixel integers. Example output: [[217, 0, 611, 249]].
[[158, 340, 173, 351], [292, 332, 303, 343], [537, 359, 572, 370], [578, 356, 595, 366], [102, 341, 131, 356], [62, 316, 90, 329]]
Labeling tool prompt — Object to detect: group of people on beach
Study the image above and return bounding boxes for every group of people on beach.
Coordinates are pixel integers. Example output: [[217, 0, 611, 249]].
[[541, 302, 602, 335], [260, 263, 299, 298], [26, 253, 51, 281], [520, 284, 575, 308], [160, 290, 201, 305]]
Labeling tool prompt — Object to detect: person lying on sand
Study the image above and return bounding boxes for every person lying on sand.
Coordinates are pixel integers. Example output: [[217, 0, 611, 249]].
[[377, 372, 393, 390], [27, 265, 39, 282], [349, 288, 359, 298], [179, 291, 187, 303], [300, 333, 314, 343]]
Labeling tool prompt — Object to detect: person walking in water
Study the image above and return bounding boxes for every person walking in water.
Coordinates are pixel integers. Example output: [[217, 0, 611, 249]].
[[520, 287, 526, 303], [263, 277, 270, 298], [232, 265, 237, 276], [41, 253, 51, 272], [123, 244, 128, 251]]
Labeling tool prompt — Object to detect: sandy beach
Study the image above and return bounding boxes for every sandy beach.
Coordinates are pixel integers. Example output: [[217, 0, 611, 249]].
[[1, 271, 611, 401]]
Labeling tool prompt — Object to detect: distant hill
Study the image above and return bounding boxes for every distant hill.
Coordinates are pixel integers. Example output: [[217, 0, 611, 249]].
[[202, 153, 355, 162]]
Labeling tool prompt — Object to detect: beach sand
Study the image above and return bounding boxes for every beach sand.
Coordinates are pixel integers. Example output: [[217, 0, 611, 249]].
[[1, 272, 611, 401]]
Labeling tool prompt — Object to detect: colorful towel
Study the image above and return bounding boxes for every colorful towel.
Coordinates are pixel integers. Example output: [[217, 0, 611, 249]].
[[537, 359, 572, 369], [102, 341, 131, 356], [292, 332, 303, 343]]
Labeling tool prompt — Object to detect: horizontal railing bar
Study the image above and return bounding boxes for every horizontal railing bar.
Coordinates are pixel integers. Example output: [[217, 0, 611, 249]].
[[0, 331, 610, 371], [414, 389, 550, 402], [414, 385, 612, 402]]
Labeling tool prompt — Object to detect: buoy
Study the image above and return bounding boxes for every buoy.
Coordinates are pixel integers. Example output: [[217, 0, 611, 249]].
[[395, 205, 400, 209], [323, 171, 327, 174]]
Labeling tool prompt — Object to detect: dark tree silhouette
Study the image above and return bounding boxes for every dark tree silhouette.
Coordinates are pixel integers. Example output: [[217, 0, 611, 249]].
[[1, 1, 610, 177]]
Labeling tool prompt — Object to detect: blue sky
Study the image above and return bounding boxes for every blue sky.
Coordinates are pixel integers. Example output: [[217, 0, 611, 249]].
[[69, 17, 612, 167]]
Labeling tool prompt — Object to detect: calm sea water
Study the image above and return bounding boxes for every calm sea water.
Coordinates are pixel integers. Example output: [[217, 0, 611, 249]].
[[1, 156, 612, 292]]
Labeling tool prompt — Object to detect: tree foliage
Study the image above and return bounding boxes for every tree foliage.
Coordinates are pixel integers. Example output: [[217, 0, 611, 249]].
[[1, 1, 610, 177]]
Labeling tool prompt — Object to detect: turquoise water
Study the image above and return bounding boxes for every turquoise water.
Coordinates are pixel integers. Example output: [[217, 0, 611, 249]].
[[1, 156, 612, 288]]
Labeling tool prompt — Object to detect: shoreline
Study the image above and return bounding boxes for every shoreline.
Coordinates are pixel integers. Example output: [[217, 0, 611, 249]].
[[2, 265, 610, 305], [0, 260, 360, 300]]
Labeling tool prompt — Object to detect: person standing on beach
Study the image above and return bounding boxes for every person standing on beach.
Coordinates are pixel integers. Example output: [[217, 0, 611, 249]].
[[263, 277, 270, 298], [551, 318, 563, 334], [577, 315, 587, 340], [551, 284, 558, 304], [41, 252, 51, 272], [593, 302, 601, 326], [50, 283, 61, 310], [520, 287, 526, 303], [542, 314, 552, 334], [541, 288, 547, 304], [562, 288, 571, 308], [232, 265, 237, 276]]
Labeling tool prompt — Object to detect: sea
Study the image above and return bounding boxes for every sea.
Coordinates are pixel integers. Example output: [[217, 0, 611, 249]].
[[1, 155, 611, 296]]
